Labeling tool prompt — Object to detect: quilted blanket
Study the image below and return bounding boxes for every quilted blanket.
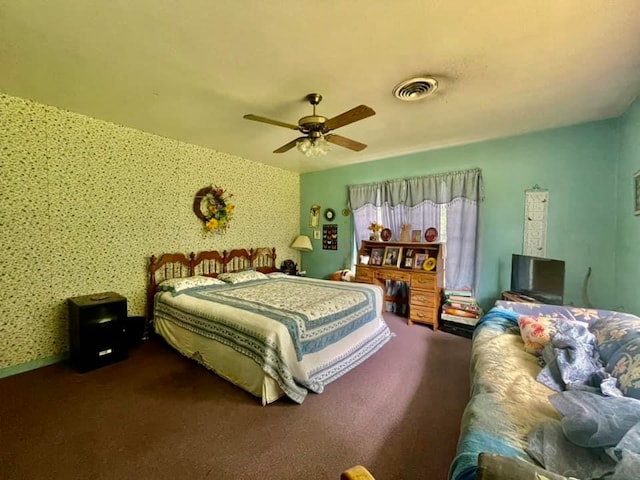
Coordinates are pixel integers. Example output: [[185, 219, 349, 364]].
[[190, 277, 380, 360], [154, 276, 392, 403]]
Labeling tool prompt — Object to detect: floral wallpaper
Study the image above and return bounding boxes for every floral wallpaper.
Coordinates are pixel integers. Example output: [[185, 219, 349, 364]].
[[0, 93, 300, 370]]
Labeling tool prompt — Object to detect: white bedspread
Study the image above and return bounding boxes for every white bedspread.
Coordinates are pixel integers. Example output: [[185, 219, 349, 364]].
[[154, 276, 392, 403]]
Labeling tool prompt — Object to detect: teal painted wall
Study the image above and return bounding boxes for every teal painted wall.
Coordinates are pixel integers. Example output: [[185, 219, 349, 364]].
[[301, 120, 621, 312], [616, 98, 640, 314]]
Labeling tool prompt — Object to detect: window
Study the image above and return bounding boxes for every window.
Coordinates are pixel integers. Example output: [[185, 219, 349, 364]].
[[348, 169, 482, 291]]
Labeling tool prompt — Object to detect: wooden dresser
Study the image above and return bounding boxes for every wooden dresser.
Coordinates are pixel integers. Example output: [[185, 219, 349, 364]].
[[355, 240, 443, 329]]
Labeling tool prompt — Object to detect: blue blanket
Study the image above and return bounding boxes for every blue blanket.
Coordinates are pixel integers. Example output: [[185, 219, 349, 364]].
[[473, 307, 519, 335], [527, 391, 640, 478], [537, 319, 621, 397]]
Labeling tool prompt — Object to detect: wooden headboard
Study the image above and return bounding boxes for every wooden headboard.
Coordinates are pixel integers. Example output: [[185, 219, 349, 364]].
[[147, 247, 277, 320]]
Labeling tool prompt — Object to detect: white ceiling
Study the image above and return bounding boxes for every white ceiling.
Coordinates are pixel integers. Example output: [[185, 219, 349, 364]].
[[2, 1, 640, 174]]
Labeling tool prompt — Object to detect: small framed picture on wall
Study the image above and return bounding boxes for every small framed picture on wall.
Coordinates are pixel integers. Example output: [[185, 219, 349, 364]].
[[411, 230, 422, 242]]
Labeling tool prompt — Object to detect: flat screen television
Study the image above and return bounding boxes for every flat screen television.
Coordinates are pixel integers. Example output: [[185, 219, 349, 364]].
[[510, 254, 565, 305]]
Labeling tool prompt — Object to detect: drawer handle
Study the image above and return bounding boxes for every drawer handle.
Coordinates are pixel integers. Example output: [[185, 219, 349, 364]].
[[417, 312, 426, 318], [415, 295, 425, 302]]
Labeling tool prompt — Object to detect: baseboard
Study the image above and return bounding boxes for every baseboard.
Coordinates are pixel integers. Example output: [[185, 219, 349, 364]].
[[0, 353, 68, 379]]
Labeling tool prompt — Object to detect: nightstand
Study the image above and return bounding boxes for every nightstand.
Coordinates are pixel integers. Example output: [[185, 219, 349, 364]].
[[68, 292, 128, 372]]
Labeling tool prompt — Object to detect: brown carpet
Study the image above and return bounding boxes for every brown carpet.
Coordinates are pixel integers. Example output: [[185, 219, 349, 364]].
[[0, 314, 471, 480]]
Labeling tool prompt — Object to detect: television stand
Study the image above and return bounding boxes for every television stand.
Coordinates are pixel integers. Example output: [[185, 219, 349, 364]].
[[501, 291, 542, 303]]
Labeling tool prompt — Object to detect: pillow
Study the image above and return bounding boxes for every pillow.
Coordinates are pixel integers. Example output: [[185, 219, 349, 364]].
[[266, 272, 289, 278], [217, 270, 268, 284], [517, 315, 556, 355], [609, 346, 640, 399], [158, 276, 226, 294], [590, 315, 640, 364]]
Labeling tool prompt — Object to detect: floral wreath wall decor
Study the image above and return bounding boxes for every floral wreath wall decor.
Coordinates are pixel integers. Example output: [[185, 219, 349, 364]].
[[193, 185, 235, 233]]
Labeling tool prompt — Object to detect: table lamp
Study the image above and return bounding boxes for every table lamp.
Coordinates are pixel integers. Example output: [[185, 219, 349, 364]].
[[290, 235, 313, 275]]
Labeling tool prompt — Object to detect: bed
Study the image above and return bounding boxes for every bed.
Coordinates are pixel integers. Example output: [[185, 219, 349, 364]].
[[147, 247, 393, 405], [450, 301, 640, 480]]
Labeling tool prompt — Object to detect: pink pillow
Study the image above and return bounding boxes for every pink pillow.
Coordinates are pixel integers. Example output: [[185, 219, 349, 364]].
[[517, 315, 555, 355]]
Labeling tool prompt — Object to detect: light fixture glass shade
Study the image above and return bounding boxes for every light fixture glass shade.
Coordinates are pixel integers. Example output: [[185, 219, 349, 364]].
[[296, 135, 329, 157], [290, 234, 313, 251]]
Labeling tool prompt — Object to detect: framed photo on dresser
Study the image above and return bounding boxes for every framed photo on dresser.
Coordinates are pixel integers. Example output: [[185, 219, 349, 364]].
[[370, 247, 385, 266], [413, 253, 426, 270], [403, 248, 414, 268], [383, 247, 402, 267]]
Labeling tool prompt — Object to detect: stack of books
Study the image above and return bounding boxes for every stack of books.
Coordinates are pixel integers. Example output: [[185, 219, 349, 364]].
[[439, 289, 483, 338]]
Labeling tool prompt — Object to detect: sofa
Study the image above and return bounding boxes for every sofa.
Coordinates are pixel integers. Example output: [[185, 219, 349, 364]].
[[449, 301, 640, 480]]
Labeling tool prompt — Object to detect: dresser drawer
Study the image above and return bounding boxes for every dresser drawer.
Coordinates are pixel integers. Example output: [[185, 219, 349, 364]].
[[409, 305, 437, 326], [355, 266, 374, 283], [410, 289, 437, 308], [376, 269, 411, 283], [411, 272, 436, 291]]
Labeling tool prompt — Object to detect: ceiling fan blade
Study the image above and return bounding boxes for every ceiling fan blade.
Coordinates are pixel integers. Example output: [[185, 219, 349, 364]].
[[324, 105, 376, 131], [325, 134, 368, 152], [274, 137, 306, 153], [243, 114, 299, 130]]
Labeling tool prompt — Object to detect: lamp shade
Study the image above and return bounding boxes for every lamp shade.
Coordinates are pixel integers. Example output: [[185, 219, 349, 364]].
[[290, 235, 313, 251]]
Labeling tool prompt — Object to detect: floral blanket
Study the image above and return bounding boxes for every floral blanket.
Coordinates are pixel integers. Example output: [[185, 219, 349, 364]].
[[449, 301, 639, 480]]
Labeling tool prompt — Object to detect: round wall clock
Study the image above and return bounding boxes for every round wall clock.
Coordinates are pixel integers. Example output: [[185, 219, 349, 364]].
[[324, 208, 336, 221]]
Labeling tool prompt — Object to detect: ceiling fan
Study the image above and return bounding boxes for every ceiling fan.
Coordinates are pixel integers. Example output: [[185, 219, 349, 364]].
[[243, 93, 375, 155]]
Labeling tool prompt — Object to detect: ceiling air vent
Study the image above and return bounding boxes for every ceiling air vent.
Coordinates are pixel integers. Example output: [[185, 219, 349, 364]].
[[392, 76, 438, 101]]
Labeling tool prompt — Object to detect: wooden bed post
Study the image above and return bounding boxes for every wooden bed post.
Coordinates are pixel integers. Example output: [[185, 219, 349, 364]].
[[188, 252, 196, 276], [146, 255, 157, 334]]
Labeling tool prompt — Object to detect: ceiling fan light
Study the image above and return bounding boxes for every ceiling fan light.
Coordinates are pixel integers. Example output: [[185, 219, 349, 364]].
[[315, 136, 329, 150], [296, 138, 311, 154], [296, 136, 329, 157]]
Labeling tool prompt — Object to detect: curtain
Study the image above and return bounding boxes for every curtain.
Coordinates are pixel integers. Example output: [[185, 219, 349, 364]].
[[349, 182, 381, 251], [442, 197, 479, 289], [348, 168, 483, 291]]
